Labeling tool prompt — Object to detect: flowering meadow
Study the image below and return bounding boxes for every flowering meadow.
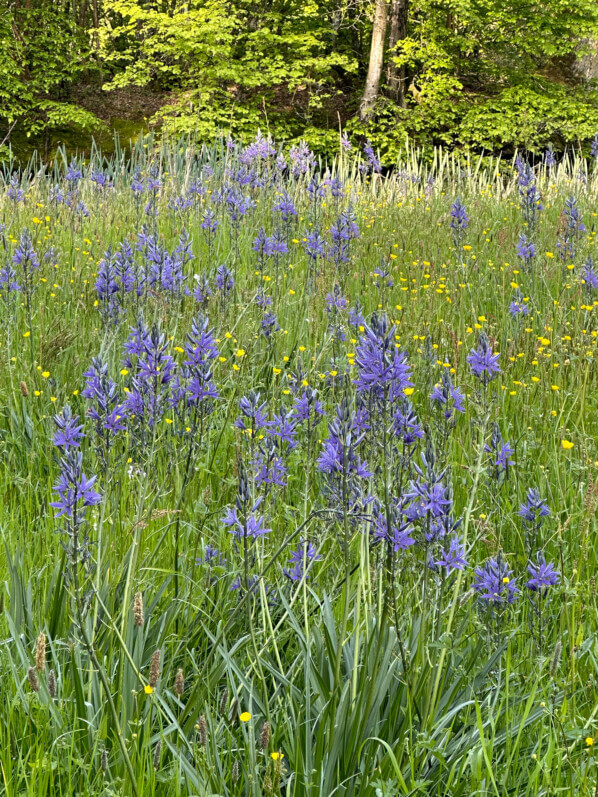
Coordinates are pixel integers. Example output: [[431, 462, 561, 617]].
[[1, 135, 598, 796]]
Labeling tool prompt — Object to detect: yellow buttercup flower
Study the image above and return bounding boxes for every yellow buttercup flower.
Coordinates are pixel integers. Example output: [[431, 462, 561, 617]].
[[240, 712, 251, 722], [561, 440, 574, 450]]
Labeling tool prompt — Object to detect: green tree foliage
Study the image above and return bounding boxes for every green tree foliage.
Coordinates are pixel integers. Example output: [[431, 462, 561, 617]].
[[0, 1, 103, 151], [98, 0, 359, 142], [353, 0, 598, 155], [2, 0, 598, 158]]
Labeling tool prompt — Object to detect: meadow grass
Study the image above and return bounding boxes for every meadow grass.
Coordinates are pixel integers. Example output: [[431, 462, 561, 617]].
[[0, 136, 597, 796]]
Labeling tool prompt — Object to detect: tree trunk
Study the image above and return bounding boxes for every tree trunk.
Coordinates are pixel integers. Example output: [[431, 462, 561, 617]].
[[387, 0, 408, 105], [359, 0, 389, 121]]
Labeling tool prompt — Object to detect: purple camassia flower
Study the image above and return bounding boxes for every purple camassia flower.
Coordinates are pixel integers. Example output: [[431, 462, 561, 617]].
[[329, 207, 360, 263], [239, 131, 276, 164], [91, 170, 112, 189], [284, 539, 321, 581], [304, 230, 327, 263], [264, 232, 288, 257], [253, 444, 288, 488], [467, 332, 500, 385], [484, 423, 514, 475], [430, 371, 465, 423], [354, 313, 413, 402], [557, 195, 585, 261], [130, 170, 144, 193], [256, 290, 273, 309], [450, 197, 469, 235], [201, 207, 218, 234], [168, 194, 194, 214], [348, 300, 366, 328], [544, 147, 557, 167], [82, 358, 127, 440], [181, 314, 220, 407], [341, 132, 352, 151], [307, 177, 326, 200], [433, 535, 468, 573], [526, 553, 559, 593], [370, 505, 415, 552], [222, 499, 271, 539], [261, 311, 280, 338], [317, 403, 371, 479], [0, 263, 21, 294], [516, 233, 536, 265], [13, 229, 39, 271], [270, 411, 297, 449], [273, 193, 297, 222], [7, 175, 24, 202], [253, 228, 288, 259], [327, 177, 344, 198], [95, 246, 120, 309], [494, 441, 514, 471], [193, 273, 212, 305], [52, 405, 85, 449], [325, 285, 348, 312], [564, 195, 585, 234], [373, 264, 393, 289], [50, 451, 101, 518], [425, 512, 462, 544], [515, 157, 543, 227], [393, 399, 424, 446], [123, 319, 177, 427], [293, 389, 324, 425], [114, 240, 137, 294], [405, 479, 452, 520], [582, 256, 598, 290], [235, 392, 272, 434], [289, 141, 316, 177], [472, 556, 519, 605], [174, 230, 194, 266], [224, 187, 255, 222], [518, 488, 550, 526], [231, 574, 260, 593], [65, 159, 82, 182], [363, 141, 381, 173], [509, 298, 530, 317], [201, 545, 225, 566], [215, 264, 234, 293]]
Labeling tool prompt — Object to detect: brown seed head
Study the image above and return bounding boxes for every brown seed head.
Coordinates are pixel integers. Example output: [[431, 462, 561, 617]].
[[153, 740, 162, 770], [27, 667, 39, 693], [148, 649, 161, 688], [198, 714, 208, 747], [35, 632, 46, 672], [20, 381, 29, 397], [219, 687, 229, 716], [174, 667, 184, 697], [551, 640, 563, 679], [48, 669, 57, 698], [230, 697, 239, 723], [259, 720, 271, 750], [133, 591, 144, 627]]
